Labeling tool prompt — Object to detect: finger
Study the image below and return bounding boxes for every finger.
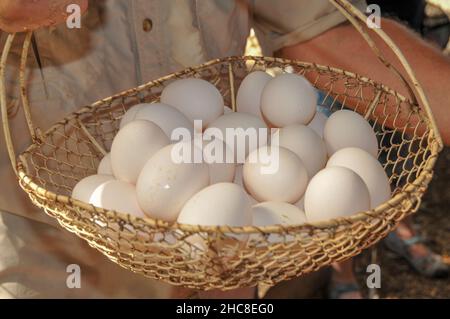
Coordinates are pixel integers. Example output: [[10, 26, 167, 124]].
[[0, 0, 88, 33]]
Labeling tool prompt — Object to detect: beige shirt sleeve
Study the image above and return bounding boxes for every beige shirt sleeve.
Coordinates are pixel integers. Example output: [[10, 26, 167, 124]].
[[252, 0, 368, 55]]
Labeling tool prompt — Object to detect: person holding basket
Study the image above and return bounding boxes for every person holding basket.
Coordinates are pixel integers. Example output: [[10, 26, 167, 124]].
[[0, 0, 448, 299]]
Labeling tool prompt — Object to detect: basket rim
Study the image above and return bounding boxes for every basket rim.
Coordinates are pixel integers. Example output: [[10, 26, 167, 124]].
[[16, 56, 441, 234]]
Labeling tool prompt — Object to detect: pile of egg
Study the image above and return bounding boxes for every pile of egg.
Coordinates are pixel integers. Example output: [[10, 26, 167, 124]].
[[73, 71, 391, 230]]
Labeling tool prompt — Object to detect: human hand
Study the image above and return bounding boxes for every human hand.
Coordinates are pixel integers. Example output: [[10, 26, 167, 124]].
[[0, 0, 88, 33]]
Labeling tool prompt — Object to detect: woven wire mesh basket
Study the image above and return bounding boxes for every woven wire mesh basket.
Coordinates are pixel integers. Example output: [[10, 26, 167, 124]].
[[0, 0, 444, 290]]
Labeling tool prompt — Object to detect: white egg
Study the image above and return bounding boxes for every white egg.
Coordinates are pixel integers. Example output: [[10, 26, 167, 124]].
[[97, 153, 113, 175], [206, 112, 268, 163], [177, 183, 252, 227], [236, 71, 272, 118], [327, 147, 391, 208], [202, 138, 236, 184], [72, 174, 115, 203], [304, 166, 370, 223], [243, 146, 309, 203], [251, 201, 307, 244], [261, 73, 316, 127], [252, 201, 307, 226], [174, 138, 235, 185], [89, 180, 144, 217], [120, 104, 146, 129], [127, 103, 194, 140], [272, 124, 327, 178], [307, 111, 328, 138], [136, 142, 210, 222], [324, 110, 378, 157], [160, 78, 224, 129], [111, 120, 169, 184], [179, 232, 209, 258]]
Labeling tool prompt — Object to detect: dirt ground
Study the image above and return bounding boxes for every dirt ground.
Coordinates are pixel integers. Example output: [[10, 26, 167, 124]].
[[355, 147, 450, 298]]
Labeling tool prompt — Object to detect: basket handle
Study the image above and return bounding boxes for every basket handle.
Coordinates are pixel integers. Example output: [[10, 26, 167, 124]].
[[0, 1, 444, 175], [1, 32, 38, 174], [329, 0, 443, 150]]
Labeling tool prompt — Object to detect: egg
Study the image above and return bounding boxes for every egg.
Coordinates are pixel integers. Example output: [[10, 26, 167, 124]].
[[307, 111, 328, 138], [89, 180, 145, 217], [236, 71, 272, 118], [160, 78, 224, 129], [261, 73, 316, 127], [327, 147, 391, 208], [177, 183, 252, 227], [251, 201, 307, 244], [243, 146, 308, 203], [202, 138, 236, 184], [121, 102, 194, 140], [97, 153, 113, 175], [120, 104, 146, 129], [252, 201, 307, 226], [136, 142, 210, 222], [176, 138, 236, 185], [72, 174, 115, 203], [111, 120, 169, 184], [304, 166, 370, 223], [179, 232, 208, 258], [323, 110, 378, 157], [206, 112, 268, 163], [272, 124, 327, 178]]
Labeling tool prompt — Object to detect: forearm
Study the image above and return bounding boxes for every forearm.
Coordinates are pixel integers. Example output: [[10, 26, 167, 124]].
[[0, 0, 88, 33], [280, 18, 450, 146]]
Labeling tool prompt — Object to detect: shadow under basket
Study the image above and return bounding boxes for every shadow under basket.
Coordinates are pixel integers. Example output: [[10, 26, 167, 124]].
[[0, 0, 443, 291]]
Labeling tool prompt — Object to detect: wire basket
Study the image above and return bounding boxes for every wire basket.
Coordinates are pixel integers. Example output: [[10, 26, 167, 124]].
[[0, 0, 443, 290]]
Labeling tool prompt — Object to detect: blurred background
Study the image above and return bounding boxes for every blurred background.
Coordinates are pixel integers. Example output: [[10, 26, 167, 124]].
[[246, 0, 450, 298]]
